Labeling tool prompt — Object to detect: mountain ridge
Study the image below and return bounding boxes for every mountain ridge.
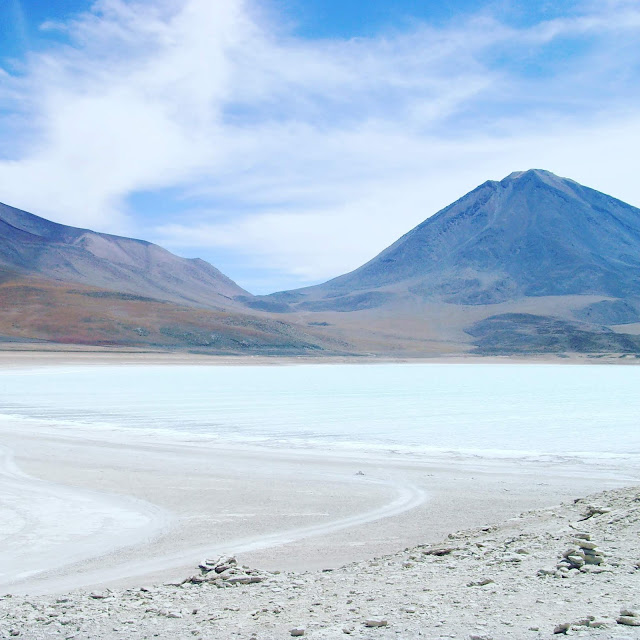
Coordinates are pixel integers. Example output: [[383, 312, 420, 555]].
[[1, 169, 640, 356], [0, 201, 248, 310]]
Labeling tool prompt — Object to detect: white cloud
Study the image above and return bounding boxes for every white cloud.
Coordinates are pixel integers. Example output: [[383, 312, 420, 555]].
[[0, 0, 639, 291], [153, 113, 640, 291]]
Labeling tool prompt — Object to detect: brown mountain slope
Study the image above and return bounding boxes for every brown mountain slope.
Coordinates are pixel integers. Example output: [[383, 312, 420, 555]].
[[0, 270, 338, 353]]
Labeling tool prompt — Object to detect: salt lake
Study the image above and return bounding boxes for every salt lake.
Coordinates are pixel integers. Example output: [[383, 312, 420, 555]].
[[2, 363, 639, 463]]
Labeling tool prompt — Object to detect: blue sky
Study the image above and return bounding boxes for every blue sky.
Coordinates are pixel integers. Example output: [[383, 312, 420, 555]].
[[1, 0, 639, 294]]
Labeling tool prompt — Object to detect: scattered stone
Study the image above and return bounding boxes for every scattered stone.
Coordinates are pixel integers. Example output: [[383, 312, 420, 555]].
[[572, 539, 598, 550], [290, 628, 305, 636], [572, 533, 591, 540], [579, 505, 611, 521], [364, 618, 388, 627], [467, 578, 494, 587], [618, 608, 640, 626], [617, 616, 640, 626], [503, 554, 522, 563], [422, 547, 457, 556], [588, 619, 610, 628]]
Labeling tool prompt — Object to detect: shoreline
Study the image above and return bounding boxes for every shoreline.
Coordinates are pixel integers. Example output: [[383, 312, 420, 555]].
[[2, 356, 638, 637], [1, 349, 639, 368], [1, 417, 637, 597]]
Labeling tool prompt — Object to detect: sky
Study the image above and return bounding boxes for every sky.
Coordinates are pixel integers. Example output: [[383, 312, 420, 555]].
[[1, 0, 639, 294]]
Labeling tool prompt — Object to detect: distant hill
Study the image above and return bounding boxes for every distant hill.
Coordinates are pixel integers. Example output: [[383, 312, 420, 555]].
[[2, 171, 640, 356], [252, 170, 640, 355], [0, 269, 338, 353], [0, 202, 248, 310], [0, 203, 338, 352]]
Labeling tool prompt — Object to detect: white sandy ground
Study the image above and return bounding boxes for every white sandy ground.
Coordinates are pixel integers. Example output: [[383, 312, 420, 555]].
[[0, 348, 639, 640], [0, 443, 170, 588], [1, 484, 639, 640], [0, 414, 638, 600]]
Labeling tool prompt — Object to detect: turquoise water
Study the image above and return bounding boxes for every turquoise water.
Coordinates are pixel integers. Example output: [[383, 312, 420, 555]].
[[1, 363, 639, 459]]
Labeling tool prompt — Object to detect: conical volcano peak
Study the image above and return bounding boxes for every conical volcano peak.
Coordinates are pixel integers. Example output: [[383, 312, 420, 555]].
[[266, 170, 640, 310], [502, 168, 562, 184], [498, 169, 584, 199]]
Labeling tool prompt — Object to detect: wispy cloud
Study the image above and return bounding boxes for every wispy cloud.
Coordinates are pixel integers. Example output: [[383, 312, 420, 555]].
[[0, 0, 639, 292]]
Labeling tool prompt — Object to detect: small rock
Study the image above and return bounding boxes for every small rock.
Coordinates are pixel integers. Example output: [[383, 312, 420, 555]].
[[364, 618, 388, 627], [467, 578, 494, 587], [554, 622, 571, 634], [618, 616, 640, 626], [290, 628, 305, 636], [225, 576, 254, 585], [588, 619, 610, 628], [580, 505, 611, 520], [503, 554, 522, 563], [565, 554, 585, 567], [574, 539, 598, 550], [423, 547, 456, 556]]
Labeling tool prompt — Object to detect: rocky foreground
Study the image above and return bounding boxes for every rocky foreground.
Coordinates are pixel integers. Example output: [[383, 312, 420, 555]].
[[1, 487, 639, 640]]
